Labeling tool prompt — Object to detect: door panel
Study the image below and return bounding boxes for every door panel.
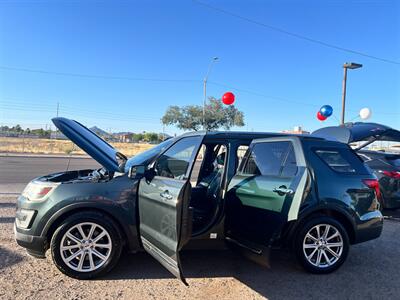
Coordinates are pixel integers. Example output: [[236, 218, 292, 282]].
[[138, 135, 204, 283], [139, 177, 190, 281], [225, 137, 309, 247]]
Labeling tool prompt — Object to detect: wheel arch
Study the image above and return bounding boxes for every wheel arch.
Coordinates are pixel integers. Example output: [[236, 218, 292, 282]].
[[43, 204, 140, 252], [283, 206, 356, 246]]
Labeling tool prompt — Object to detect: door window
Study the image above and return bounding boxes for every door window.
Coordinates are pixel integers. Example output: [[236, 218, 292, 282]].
[[242, 141, 297, 177], [237, 145, 249, 171], [281, 144, 298, 177], [154, 136, 202, 179]]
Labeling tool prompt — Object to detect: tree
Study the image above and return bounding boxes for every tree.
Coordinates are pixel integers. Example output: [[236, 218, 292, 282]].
[[161, 97, 244, 131], [143, 132, 159, 143]]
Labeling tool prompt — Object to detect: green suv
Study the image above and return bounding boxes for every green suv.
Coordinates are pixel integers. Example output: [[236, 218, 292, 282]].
[[15, 117, 383, 282]]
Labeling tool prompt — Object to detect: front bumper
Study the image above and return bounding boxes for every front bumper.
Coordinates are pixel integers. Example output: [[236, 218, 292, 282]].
[[353, 210, 384, 244], [14, 223, 47, 258]]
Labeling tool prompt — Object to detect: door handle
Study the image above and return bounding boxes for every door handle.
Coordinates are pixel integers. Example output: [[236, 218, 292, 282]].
[[273, 186, 294, 196], [160, 190, 173, 200]]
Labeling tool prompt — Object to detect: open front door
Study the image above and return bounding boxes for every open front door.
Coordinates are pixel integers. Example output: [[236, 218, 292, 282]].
[[138, 135, 204, 283], [225, 137, 309, 253]]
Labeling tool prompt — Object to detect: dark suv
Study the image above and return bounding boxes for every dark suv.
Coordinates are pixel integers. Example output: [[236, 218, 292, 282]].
[[314, 122, 400, 209], [15, 117, 383, 282]]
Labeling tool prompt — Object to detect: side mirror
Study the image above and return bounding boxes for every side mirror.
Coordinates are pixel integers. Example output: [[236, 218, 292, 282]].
[[128, 165, 146, 179], [144, 167, 156, 182]]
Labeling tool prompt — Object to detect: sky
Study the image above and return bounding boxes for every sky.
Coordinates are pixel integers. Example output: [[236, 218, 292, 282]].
[[0, 0, 399, 135]]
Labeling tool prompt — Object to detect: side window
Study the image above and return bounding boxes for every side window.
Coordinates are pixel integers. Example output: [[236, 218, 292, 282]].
[[190, 144, 206, 186], [315, 150, 355, 173], [281, 144, 298, 177], [155, 136, 201, 179], [237, 145, 249, 171], [242, 141, 294, 176]]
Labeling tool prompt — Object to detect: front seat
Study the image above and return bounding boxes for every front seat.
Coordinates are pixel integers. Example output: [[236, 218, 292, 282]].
[[192, 152, 225, 224]]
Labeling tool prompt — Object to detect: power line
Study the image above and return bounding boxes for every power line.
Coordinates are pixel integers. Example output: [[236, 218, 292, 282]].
[[192, 0, 400, 65], [0, 66, 201, 82], [209, 81, 319, 107]]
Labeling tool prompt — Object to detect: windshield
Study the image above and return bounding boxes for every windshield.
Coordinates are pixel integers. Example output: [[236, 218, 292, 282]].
[[124, 138, 174, 172]]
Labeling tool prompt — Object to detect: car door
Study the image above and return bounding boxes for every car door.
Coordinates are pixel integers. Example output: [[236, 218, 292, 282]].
[[225, 136, 309, 247], [138, 135, 204, 284]]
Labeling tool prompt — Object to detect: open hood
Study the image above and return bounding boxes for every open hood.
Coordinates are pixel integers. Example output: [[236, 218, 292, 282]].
[[52, 117, 126, 172], [312, 122, 400, 150]]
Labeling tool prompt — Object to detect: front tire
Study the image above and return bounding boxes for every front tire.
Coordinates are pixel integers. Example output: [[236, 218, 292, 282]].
[[50, 211, 123, 279], [294, 216, 349, 274]]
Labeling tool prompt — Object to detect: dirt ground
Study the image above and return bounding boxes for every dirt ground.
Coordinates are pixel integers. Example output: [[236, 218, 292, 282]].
[[2, 193, 400, 300], [0, 137, 152, 157]]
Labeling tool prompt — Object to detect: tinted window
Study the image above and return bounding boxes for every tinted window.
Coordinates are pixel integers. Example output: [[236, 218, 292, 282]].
[[281, 144, 298, 177], [243, 141, 295, 176], [358, 153, 372, 162], [315, 150, 355, 173], [387, 155, 400, 167], [155, 136, 201, 179], [237, 145, 249, 171]]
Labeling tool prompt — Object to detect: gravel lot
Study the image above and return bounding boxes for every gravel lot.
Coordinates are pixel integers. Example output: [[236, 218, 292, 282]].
[[1, 193, 400, 300]]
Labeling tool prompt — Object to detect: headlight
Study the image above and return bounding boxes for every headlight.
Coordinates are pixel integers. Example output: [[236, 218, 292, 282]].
[[22, 181, 59, 202], [15, 209, 36, 229]]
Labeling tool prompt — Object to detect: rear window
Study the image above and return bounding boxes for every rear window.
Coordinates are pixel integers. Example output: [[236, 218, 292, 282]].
[[315, 150, 355, 173], [387, 155, 400, 168]]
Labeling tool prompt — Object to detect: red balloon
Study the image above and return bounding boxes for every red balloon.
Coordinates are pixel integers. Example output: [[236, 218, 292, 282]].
[[222, 92, 235, 105], [317, 111, 327, 121]]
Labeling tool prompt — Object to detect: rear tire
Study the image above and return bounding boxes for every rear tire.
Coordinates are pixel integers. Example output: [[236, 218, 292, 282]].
[[50, 211, 123, 279], [294, 216, 349, 274]]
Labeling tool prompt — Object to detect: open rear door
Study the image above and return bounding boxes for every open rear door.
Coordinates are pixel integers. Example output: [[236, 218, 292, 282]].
[[225, 137, 309, 261], [138, 135, 204, 284]]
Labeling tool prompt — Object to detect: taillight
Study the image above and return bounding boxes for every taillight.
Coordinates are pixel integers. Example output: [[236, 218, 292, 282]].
[[382, 171, 400, 179], [362, 179, 381, 200]]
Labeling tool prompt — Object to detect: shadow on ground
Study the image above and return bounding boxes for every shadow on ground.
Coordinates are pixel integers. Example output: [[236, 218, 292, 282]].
[[98, 218, 400, 300], [0, 217, 15, 224], [0, 246, 24, 270], [0, 202, 16, 208]]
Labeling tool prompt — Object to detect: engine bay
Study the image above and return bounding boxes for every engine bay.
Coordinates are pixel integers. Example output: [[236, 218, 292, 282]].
[[37, 168, 112, 184]]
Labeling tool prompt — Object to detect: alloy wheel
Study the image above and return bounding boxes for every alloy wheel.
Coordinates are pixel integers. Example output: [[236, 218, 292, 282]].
[[302, 223, 343, 268], [60, 222, 112, 272]]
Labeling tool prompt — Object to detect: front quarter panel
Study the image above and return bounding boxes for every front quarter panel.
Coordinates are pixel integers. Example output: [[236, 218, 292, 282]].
[[17, 175, 140, 252]]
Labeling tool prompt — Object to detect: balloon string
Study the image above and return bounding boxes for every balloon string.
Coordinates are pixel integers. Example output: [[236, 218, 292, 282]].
[[349, 115, 360, 122], [330, 114, 340, 124]]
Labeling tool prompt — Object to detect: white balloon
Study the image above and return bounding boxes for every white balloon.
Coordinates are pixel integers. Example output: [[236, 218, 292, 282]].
[[359, 107, 372, 120]]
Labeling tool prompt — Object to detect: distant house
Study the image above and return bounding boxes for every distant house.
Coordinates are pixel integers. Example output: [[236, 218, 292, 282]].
[[50, 132, 68, 140], [281, 126, 310, 135], [116, 133, 132, 143]]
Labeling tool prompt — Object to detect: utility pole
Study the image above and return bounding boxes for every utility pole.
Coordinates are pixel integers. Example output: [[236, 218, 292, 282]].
[[56, 102, 59, 117], [341, 62, 362, 125], [203, 57, 219, 130]]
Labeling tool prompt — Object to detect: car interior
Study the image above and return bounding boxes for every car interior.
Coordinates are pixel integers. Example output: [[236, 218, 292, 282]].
[[189, 143, 227, 234]]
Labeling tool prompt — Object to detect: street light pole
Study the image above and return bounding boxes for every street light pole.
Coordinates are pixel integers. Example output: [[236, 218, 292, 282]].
[[341, 62, 362, 125], [341, 67, 348, 125], [203, 57, 219, 130]]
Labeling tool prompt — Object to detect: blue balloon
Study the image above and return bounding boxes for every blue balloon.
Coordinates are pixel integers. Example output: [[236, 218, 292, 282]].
[[320, 105, 333, 117]]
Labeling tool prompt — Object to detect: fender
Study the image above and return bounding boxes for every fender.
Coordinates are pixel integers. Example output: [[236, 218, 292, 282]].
[[284, 200, 357, 246], [41, 200, 141, 252]]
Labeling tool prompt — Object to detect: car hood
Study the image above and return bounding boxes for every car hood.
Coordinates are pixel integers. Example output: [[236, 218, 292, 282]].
[[312, 122, 400, 149], [52, 117, 126, 172]]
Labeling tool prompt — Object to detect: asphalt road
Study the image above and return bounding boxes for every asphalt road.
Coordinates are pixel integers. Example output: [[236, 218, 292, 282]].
[[1, 155, 400, 299], [0, 155, 100, 194]]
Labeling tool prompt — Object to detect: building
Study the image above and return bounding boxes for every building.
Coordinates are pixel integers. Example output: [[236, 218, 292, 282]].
[[281, 126, 310, 135]]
